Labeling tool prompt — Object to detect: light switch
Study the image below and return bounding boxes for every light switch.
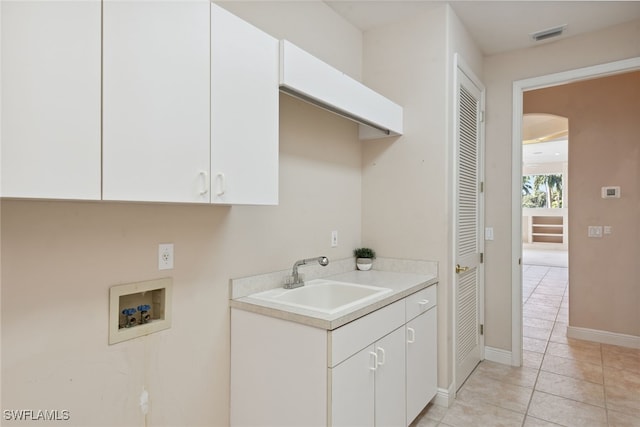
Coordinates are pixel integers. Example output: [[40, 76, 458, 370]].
[[604, 226, 613, 235], [588, 226, 603, 238], [485, 227, 494, 241]]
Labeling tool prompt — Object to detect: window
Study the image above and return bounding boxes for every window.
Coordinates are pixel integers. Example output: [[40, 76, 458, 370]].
[[522, 174, 563, 208]]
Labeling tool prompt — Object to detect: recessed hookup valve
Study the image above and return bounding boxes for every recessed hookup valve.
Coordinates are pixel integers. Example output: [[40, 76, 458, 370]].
[[138, 305, 151, 324], [121, 308, 137, 328]]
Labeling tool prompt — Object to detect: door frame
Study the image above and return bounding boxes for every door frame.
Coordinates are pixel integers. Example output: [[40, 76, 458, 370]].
[[452, 53, 485, 390], [510, 56, 640, 366]]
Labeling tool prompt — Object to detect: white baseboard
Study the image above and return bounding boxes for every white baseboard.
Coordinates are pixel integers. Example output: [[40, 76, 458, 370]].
[[567, 326, 640, 349], [433, 382, 456, 408], [484, 346, 512, 365]]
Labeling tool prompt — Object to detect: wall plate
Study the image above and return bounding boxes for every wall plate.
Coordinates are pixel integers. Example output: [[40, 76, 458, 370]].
[[601, 186, 620, 198], [109, 277, 172, 345]]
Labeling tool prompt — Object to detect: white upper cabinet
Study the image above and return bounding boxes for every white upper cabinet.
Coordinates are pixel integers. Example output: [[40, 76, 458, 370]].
[[102, 0, 211, 203], [1, 0, 101, 200], [211, 4, 279, 205], [279, 40, 403, 140]]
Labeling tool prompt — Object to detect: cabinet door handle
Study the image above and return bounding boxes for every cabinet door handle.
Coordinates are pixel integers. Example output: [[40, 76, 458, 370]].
[[199, 171, 209, 196], [407, 327, 416, 344], [215, 172, 226, 197], [418, 299, 429, 310], [369, 351, 378, 371], [376, 347, 386, 366]]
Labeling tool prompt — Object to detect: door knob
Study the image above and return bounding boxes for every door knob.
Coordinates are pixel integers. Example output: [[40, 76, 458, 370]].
[[455, 264, 470, 274]]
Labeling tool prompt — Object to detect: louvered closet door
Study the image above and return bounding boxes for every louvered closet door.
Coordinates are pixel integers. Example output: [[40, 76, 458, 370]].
[[455, 67, 484, 391]]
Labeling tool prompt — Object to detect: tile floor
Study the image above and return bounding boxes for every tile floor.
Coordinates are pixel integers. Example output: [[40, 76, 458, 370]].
[[411, 264, 640, 427]]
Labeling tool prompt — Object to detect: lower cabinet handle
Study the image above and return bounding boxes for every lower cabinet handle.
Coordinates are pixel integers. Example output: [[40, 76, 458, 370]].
[[418, 299, 429, 310], [369, 351, 378, 371], [407, 327, 416, 344], [377, 347, 386, 366]]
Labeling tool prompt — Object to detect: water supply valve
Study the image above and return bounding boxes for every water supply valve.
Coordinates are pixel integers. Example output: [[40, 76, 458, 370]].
[[138, 304, 151, 324]]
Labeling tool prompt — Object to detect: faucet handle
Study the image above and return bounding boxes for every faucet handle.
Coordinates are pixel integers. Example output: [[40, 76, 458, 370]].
[[284, 273, 304, 289]]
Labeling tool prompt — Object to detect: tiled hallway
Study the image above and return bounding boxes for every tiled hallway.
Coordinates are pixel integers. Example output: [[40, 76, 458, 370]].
[[412, 263, 640, 426]]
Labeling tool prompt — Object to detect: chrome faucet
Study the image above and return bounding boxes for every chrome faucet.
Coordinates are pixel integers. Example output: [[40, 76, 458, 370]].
[[284, 256, 329, 289]]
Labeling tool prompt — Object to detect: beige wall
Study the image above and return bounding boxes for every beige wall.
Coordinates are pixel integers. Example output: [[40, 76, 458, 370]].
[[524, 71, 640, 337], [1, 95, 362, 426], [0, 2, 364, 424], [216, 1, 363, 80], [361, 4, 483, 392], [483, 19, 640, 351]]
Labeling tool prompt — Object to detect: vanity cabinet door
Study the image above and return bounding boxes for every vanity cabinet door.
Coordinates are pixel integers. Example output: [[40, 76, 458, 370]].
[[406, 306, 438, 425], [331, 326, 406, 427], [331, 344, 375, 427], [375, 326, 406, 427]]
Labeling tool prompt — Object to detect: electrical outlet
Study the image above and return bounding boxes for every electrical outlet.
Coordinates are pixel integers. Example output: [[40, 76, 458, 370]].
[[158, 243, 174, 270], [331, 230, 338, 247]]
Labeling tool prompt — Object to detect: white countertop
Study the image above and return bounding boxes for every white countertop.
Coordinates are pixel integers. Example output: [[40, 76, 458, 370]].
[[230, 269, 438, 330]]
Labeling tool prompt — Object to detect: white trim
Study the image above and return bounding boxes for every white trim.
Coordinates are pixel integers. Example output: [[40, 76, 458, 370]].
[[484, 346, 512, 365], [433, 382, 456, 408], [511, 56, 640, 367], [567, 326, 640, 349]]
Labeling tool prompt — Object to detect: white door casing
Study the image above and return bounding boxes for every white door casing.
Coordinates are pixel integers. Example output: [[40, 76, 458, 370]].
[[511, 57, 640, 367], [453, 55, 485, 391]]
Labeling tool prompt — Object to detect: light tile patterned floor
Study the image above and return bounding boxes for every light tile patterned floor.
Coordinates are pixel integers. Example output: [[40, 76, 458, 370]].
[[411, 264, 640, 427]]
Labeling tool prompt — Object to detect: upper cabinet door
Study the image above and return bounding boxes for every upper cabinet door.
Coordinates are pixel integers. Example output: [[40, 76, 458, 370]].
[[211, 4, 279, 205], [103, 0, 211, 203], [1, 1, 101, 200]]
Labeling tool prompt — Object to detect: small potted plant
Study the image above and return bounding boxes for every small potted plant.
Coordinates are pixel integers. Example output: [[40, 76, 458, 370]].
[[353, 247, 376, 271]]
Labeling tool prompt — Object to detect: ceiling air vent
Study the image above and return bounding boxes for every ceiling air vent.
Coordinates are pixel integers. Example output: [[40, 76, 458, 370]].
[[530, 25, 567, 42]]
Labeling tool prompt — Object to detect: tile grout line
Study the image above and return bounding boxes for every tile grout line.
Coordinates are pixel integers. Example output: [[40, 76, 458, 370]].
[[601, 339, 609, 426], [521, 266, 553, 426]]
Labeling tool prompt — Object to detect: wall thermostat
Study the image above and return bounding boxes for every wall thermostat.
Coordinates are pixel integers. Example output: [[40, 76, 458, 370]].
[[601, 186, 620, 198]]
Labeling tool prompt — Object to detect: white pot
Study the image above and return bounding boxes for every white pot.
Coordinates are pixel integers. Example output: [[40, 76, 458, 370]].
[[356, 258, 373, 271]]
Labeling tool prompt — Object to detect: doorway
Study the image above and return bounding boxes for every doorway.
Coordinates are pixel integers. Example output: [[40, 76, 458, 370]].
[[510, 57, 640, 366], [521, 113, 569, 361], [522, 113, 568, 263]]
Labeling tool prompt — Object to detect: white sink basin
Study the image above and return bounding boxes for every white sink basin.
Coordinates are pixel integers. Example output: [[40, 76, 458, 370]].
[[250, 279, 392, 314]]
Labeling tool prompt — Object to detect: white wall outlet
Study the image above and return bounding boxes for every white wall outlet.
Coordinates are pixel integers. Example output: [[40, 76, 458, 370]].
[[158, 243, 174, 270], [588, 226, 603, 238], [331, 230, 338, 248], [604, 225, 613, 235]]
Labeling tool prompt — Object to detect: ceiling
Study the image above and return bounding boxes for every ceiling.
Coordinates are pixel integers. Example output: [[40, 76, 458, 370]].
[[523, 114, 568, 165], [324, 1, 640, 55]]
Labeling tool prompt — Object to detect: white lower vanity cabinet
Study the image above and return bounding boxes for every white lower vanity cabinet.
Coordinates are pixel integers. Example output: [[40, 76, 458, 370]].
[[331, 325, 406, 426], [405, 284, 438, 425], [230, 282, 438, 427]]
